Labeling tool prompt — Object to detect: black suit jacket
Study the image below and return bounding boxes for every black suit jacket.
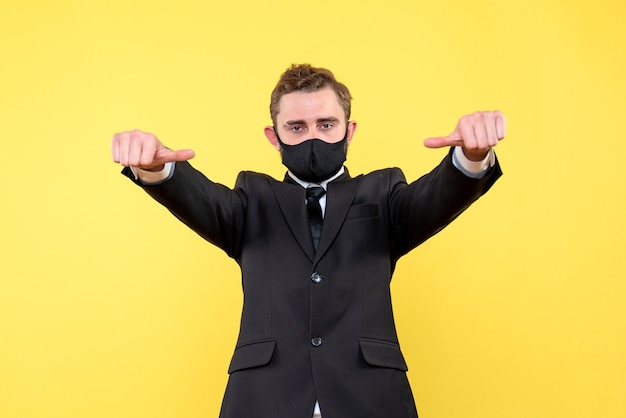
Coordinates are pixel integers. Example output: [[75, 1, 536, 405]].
[[124, 149, 501, 418]]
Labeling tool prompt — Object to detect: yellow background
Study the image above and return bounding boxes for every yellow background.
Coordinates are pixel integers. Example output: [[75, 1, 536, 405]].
[[1, 0, 625, 417]]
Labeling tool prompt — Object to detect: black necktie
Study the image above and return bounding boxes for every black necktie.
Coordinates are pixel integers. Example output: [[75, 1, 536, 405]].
[[306, 186, 325, 251]]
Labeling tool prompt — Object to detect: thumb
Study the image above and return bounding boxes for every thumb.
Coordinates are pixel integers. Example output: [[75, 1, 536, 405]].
[[155, 147, 196, 164], [423, 131, 463, 149], [170, 148, 196, 162]]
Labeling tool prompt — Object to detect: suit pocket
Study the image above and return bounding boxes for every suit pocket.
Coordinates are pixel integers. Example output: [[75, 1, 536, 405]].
[[359, 338, 408, 372], [346, 204, 379, 220], [227, 338, 276, 374]]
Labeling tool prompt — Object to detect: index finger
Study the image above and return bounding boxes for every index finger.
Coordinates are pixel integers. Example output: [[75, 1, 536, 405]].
[[496, 112, 507, 139]]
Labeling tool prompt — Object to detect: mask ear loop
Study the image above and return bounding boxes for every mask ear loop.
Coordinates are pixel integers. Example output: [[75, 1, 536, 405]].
[[273, 126, 290, 150], [273, 126, 283, 144]]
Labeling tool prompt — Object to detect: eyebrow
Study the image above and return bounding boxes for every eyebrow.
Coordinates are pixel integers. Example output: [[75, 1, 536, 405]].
[[284, 117, 341, 126]]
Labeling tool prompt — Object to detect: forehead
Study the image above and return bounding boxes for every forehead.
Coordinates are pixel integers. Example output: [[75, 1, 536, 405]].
[[276, 87, 344, 123]]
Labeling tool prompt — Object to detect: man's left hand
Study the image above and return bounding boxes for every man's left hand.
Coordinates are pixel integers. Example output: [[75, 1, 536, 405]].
[[423, 111, 506, 161]]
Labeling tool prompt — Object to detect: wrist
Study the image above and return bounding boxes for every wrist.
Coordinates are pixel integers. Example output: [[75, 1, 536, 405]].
[[462, 148, 490, 162], [139, 164, 165, 172], [131, 162, 173, 185]]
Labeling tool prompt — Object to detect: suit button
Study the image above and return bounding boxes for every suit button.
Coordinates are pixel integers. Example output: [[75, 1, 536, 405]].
[[311, 272, 323, 283], [311, 337, 323, 347]]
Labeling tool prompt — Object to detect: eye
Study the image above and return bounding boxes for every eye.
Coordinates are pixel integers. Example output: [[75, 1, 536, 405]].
[[320, 123, 333, 129], [290, 126, 303, 132]]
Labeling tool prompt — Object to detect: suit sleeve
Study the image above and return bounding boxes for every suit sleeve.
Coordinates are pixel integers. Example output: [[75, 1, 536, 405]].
[[122, 162, 247, 259], [389, 148, 502, 258]]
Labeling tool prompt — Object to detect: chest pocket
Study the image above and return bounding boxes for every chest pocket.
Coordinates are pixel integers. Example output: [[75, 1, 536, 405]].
[[346, 204, 379, 220]]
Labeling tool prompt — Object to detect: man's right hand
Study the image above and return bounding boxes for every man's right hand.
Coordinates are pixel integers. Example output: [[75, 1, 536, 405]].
[[111, 129, 195, 172]]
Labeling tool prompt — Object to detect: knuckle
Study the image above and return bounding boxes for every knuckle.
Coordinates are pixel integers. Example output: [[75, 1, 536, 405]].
[[131, 129, 147, 140], [458, 115, 470, 128]]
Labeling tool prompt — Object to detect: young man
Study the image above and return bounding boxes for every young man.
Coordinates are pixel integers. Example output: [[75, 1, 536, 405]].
[[112, 64, 505, 418]]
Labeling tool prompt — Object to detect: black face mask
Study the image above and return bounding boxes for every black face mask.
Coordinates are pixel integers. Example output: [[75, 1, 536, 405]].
[[275, 128, 348, 183]]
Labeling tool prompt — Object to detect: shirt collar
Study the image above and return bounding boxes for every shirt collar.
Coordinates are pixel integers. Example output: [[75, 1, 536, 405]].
[[287, 166, 345, 190]]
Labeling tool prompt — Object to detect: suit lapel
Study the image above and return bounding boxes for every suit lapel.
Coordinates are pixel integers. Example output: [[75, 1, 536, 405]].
[[271, 177, 316, 261], [314, 171, 362, 263], [271, 169, 362, 264]]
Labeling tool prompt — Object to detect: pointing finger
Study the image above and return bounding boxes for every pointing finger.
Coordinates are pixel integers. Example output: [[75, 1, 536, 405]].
[[153, 148, 196, 165], [423, 132, 463, 149], [172, 149, 196, 162]]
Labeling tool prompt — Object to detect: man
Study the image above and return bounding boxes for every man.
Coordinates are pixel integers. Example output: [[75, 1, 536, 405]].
[[111, 64, 505, 418]]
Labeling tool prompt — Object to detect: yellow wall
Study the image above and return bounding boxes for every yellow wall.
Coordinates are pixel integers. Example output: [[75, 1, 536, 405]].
[[1, 1, 625, 417]]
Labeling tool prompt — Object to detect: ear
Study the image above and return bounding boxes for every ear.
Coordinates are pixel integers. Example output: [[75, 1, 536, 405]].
[[264, 126, 281, 151], [346, 121, 357, 146]]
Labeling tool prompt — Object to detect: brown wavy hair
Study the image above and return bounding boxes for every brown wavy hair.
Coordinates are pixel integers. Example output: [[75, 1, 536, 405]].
[[270, 64, 352, 125]]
